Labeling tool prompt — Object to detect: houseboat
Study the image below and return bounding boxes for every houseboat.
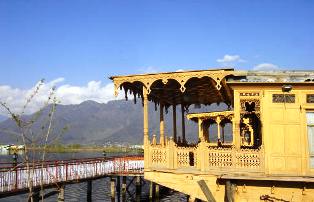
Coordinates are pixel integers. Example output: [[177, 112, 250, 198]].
[[110, 69, 314, 201]]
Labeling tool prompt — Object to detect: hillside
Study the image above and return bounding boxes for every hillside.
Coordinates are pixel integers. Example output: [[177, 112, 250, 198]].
[[0, 115, 7, 122], [0, 100, 228, 145]]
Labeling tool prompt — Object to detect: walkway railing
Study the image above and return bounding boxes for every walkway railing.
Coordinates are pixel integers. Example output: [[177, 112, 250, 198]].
[[0, 156, 144, 193]]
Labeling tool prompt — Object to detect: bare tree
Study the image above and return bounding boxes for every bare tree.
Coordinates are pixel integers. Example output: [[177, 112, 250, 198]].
[[0, 79, 59, 202]]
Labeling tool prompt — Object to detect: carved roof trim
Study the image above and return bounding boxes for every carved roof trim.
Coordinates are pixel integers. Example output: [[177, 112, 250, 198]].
[[109, 68, 235, 80], [111, 69, 236, 97]]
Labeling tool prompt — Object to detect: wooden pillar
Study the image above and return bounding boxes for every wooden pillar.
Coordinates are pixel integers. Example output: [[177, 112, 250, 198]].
[[160, 103, 165, 146], [135, 176, 141, 202], [216, 117, 221, 142], [111, 177, 115, 202], [173, 105, 177, 142], [155, 184, 160, 202], [143, 87, 149, 145], [198, 119, 204, 142], [181, 104, 186, 143], [87, 180, 92, 202], [116, 176, 121, 202], [222, 123, 225, 143], [122, 176, 126, 202], [234, 92, 241, 149], [203, 121, 209, 142], [149, 181, 155, 202], [57, 185, 65, 202]]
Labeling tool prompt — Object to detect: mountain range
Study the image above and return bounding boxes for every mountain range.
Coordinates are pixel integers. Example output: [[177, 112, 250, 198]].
[[0, 100, 228, 145]]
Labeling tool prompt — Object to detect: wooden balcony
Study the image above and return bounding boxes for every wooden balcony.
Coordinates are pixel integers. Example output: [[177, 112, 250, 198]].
[[146, 141, 264, 174], [146, 110, 264, 174]]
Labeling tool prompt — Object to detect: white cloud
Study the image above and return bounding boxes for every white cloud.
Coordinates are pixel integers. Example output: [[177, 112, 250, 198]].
[[175, 69, 185, 72], [253, 63, 280, 71], [217, 54, 246, 64], [139, 66, 158, 73], [0, 78, 123, 116]]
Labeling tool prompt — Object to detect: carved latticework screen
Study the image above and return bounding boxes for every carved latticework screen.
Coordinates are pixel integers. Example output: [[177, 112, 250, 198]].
[[239, 91, 262, 147], [208, 147, 233, 167], [208, 146, 263, 170], [176, 147, 197, 168], [235, 148, 262, 169], [151, 147, 167, 167]]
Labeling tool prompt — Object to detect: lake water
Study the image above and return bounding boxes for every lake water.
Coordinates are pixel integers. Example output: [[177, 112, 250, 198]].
[[0, 151, 187, 202]]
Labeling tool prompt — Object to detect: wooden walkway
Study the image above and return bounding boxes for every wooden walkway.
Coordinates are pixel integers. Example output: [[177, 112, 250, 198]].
[[0, 156, 144, 196]]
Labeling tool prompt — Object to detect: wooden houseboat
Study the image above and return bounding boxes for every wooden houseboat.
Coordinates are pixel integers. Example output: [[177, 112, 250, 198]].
[[110, 69, 314, 201]]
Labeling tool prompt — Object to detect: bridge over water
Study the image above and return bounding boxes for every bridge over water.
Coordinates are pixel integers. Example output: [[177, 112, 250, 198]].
[[0, 156, 144, 201]]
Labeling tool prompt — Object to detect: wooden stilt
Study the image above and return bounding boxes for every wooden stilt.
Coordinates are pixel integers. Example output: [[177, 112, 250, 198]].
[[28, 189, 40, 202], [87, 180, 92, 202], [122, 176, 127, 202], [57, 185, 65, 202], [111, 177, 116, 202], [225, 180, 234, 202], [28, 190, 40, 202], [135, 176, 141, 202], [149, 181, 155, 202], [116, 176, 121, 202], [155, 184, 160, 202]]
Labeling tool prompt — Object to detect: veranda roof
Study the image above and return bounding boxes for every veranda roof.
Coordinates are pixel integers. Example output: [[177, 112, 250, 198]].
[[110, 68, 238, 108]]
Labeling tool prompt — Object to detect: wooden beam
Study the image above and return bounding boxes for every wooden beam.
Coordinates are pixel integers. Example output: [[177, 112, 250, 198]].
[[197, 180, 216, 202]]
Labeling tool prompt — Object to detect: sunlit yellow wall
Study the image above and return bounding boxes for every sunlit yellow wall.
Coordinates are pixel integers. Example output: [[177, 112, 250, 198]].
[[232, 84, 314, 177]]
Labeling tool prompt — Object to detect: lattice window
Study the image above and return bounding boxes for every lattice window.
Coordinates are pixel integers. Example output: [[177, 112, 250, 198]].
[[307, 94, 314, 103], [272, 94, 295, 103]]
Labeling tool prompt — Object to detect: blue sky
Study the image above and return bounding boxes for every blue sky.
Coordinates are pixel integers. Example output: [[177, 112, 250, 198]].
[[0, 0, 313, 113]]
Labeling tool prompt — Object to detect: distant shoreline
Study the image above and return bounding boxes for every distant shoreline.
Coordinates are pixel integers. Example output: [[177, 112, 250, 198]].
[[28, 145, 143, 154]]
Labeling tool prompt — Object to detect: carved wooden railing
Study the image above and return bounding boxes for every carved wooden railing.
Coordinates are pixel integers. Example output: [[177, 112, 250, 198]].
[[147, 140, 264, 173], [175, 146, 197, 168], [235, 147, 263, 169], [208, 147, 233, 168], [206, 146, 263, 171], [149, 145, 168, 168]]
